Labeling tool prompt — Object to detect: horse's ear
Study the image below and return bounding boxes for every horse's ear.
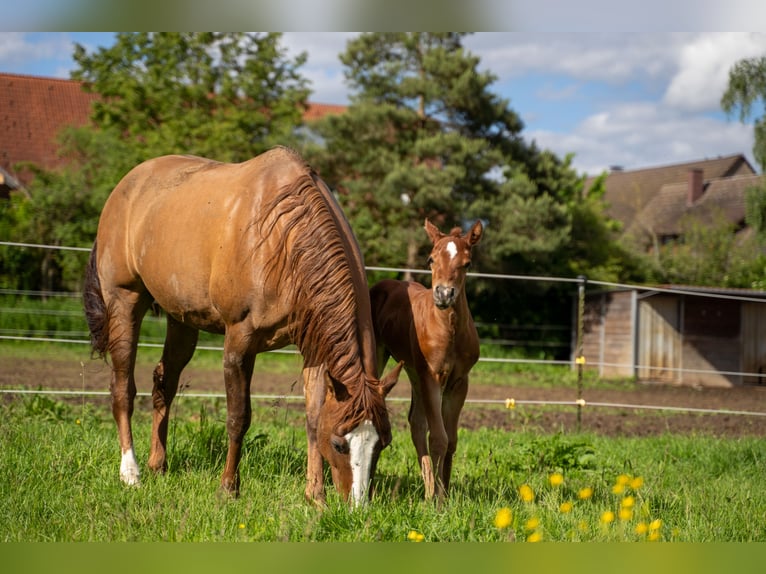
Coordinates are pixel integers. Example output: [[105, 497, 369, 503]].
[[424, 219, 443, 244], [324, 368, 349, 401], [466, 220, 483, 246], [379, 360, 403, 397]]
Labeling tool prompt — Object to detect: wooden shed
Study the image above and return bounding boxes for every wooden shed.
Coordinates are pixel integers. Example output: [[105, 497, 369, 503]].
[[575, 286, 766, 387]]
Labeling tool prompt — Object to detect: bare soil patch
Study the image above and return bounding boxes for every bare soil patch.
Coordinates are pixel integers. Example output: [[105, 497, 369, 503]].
[[3, 356, 765, 437]]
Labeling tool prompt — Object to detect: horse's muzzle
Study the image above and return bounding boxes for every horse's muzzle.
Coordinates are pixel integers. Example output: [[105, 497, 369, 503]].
[[433, 285, 456, 309]]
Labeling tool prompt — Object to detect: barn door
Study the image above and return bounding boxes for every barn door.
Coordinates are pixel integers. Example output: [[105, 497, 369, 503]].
[[741, 302, 766, 385], [638, 295, 681, 383]]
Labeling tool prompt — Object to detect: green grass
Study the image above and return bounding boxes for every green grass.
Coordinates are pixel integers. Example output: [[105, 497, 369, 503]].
[[1, 392, 764, 542]]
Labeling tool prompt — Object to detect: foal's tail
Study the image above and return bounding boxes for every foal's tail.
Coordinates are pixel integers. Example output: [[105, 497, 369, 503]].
[[83, 239, 109, 359]]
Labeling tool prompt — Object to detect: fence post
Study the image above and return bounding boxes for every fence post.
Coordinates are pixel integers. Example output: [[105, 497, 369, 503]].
[[576, 275, 587, 432]]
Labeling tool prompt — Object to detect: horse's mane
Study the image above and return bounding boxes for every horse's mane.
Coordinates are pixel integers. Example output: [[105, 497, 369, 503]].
[[258, 152, 386, 431]]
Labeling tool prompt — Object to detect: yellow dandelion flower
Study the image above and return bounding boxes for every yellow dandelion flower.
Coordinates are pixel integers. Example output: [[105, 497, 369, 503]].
[[559, 501, 573, 513], [611, 483, 625, 495], [75, 419, 81, 425], [649, 519, 662, 531], [494, 507, 513, 529], [526, 531, 543, 543], [616, 474, 631, 486], [619, 508, 633, 521], [238, 523, 245, 529], [549, 472, 564, 487], [648, 531, 661, 542], [621, 495, 635, 509], [524, 517, 540, 531], [635, 522, 649, 535], [519, 484, 535, 503], [407, 530, 425, 542], [578, 487, 593, 500], [505, 398, 516, 409], [600, 510, 615, 524], [629, 476, 644, 490]]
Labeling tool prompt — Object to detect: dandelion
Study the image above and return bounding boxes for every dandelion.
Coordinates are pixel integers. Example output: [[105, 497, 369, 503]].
[[616, 474, 630, 486], [494, 507, 513, 529], [75, 419, 81, 425], [630, 476, 644, 490], [635, 522, 649, 535], [611, 483, 625, 495], [559, 501, 573, 513], [649, 519, 662, 532], [407, 530, 425, 542], [505, 398, 516, 409], [618, 508, 633, 521], [526, 531, 542, 543], [238, 523, 245, 529], [524, 517, 540, 531], [648, 531, 661, 542], [621, 495, 635, 509], [519, 484, 535, 503], [548, 472, 564, 487], [578, 487, 593, 500], [600, 510, 615, 524]]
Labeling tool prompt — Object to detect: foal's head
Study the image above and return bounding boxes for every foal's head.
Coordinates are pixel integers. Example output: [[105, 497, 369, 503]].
[[425, 219, 483, 309]]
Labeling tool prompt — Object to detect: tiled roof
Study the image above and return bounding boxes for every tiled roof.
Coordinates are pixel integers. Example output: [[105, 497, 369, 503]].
[[0, 72, 347, 191], [627, 172, 764, 238], [585, 155, 756, 230]]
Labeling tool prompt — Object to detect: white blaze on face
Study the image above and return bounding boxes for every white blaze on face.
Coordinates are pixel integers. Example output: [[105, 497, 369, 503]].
[[120, 446, 140, 486], [446, 241, 458, 260], [345, 419, 379, 507]]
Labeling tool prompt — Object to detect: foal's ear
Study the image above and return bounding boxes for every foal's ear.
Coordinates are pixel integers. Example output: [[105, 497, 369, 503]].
[[466, 219, 483, 246], [379, 360, 403, 397], [424, 219, 443, 244]]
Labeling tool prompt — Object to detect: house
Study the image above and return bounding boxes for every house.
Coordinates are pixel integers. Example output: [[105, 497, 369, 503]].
[[0, 72, 346, 197], [585, 155, 758, 237], [578, 285, 766, 387]]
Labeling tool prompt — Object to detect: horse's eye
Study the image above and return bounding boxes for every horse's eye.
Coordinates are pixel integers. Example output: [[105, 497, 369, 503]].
[[464, 261, 472, 270], [427, 256, 434, 267]]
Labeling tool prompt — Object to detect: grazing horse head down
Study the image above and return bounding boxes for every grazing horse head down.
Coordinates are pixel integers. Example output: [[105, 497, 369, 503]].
[[370, 218, 483, 501], [83, 146, 401, 507]]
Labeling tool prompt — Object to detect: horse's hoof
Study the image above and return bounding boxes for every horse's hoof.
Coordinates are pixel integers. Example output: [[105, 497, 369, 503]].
[[120, 472, 141, 486]]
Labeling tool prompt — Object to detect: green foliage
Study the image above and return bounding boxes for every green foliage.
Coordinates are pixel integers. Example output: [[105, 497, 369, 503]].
[[722, 55, 766, 171]]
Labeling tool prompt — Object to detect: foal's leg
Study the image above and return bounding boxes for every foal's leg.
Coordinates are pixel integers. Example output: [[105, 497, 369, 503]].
[[441, 376, 469, 496], [408, 369, 437, 500], [220, 324, 256, 496], [302, 364, 326, 506], [148, 314, 199, 474], [106, 289, 152, 486]]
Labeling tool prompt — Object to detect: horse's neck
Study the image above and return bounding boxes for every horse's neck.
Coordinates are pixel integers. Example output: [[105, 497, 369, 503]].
[[430, 292, 472, 339]]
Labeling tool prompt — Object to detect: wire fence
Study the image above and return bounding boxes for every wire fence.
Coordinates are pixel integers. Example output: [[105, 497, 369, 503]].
[[2, 240, 766, 424]]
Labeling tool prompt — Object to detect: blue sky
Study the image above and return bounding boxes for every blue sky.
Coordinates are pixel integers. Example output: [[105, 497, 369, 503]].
[[2, 31, 765, 176]]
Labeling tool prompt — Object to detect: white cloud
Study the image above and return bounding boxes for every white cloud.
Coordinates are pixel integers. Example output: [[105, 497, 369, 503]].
[[663, 33, 766, 112], [530, 101, 756, 175]]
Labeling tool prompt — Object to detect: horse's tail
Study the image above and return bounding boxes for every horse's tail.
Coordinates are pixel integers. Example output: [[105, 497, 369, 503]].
[[83, 239, 109, 359]]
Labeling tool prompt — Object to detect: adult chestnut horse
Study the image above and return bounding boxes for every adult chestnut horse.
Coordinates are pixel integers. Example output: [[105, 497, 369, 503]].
[[370, 219, 482, 501], [84, 146, 401, 506]]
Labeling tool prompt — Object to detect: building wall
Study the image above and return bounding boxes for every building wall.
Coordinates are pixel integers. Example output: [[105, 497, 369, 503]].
[[580, 290, 635, 378]]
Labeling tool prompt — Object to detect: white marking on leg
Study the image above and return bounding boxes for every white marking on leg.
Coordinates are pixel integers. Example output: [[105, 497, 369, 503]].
[[120, 446, 141, 486], [446, 241, 457, 259], [345, 419, 379, 507]]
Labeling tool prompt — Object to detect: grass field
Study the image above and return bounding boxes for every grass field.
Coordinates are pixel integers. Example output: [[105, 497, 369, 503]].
[[1, 389, 764, 542]]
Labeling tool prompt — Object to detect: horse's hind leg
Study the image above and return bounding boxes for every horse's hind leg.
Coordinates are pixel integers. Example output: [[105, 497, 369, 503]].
[[106, 288, 152, 486], [148, 314, 199, 474]]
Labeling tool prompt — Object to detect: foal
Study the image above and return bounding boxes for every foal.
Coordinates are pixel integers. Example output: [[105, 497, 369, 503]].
[[370, 219, 483, 500]]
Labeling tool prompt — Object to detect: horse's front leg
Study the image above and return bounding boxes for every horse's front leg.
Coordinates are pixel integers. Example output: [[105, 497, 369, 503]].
[[220, 326, 256, 496], [441, 375, 469, 496], [302, 365, 326, 506]]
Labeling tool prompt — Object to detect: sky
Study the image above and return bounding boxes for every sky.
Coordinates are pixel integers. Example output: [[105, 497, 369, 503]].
[[2, 31, 765, 176]]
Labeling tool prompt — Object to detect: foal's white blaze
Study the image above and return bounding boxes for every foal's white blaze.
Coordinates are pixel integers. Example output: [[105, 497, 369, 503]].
[[120, 446, 140, 485], [446, 241, 458, 260], [345, 419, 379, 506]]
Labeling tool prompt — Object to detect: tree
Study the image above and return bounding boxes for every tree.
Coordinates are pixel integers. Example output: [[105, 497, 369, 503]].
[[1, 32, 310, 291], [307, 33, 526, 276], [721, 55, 766, 172]]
